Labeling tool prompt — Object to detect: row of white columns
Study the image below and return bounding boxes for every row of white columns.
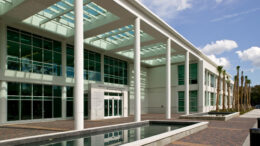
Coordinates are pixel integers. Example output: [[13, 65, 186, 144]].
[[72, 2, 190, 129], [133, 17, 190, 122]]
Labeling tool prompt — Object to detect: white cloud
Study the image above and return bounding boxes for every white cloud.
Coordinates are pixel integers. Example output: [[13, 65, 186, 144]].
[[201, 40, 238, 55], [208, 55, 231, 69], [236, 46, 260, 66], [211, 8, 260, 22], [140, 0, 192, 19], [216, 0, 223, 4]]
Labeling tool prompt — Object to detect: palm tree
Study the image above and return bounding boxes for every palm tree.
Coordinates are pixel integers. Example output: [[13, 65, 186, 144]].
[[236, 66, 240, 112], [222, 70, 226, 110], [226, 77, 231, 110], [216, 66, 223, 111], [248, 79, 252, 108], [240, 71, 244, 111], [232, 75, 237, 109], [244, 76, 248, 109]]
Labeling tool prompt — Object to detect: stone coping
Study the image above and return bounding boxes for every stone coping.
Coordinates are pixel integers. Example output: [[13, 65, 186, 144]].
[[0, 120, 207, 146], [122, 121, 208, 146], [179, 112, 240, 121]]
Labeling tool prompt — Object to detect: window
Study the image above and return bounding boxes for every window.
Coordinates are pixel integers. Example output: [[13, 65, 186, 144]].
[[66, 44, 101, 81], [7, 82, 62, 121], [210, 93, 215, 106], [178, 63, 198, 85], [178, 91, 185, 112], [210, 74, 215, 87], [66, 86, 74, 117], [104, 56, 128, 85], [178, 90, 198, 112], [190, 91, 198, 112], [7, 27, 62, 76], [205, 91, 209, 106]]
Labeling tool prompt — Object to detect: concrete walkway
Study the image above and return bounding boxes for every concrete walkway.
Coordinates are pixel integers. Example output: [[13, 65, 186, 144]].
[[240, 109, 260, 118], [167, 110, 260, 146]]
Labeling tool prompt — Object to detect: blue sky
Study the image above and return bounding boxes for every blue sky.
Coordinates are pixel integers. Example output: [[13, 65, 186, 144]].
[[140, 0, 260, 85]]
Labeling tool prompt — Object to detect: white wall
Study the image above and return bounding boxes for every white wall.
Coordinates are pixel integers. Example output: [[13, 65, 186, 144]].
[[128, 64, 149, 115]]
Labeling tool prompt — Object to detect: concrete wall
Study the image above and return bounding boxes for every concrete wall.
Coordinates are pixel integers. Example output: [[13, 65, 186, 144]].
[[146, 62, 201, 114], [128, 64, 149, 115]]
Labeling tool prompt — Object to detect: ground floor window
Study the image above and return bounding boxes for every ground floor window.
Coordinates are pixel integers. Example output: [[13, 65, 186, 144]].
[[7, 82, 61, 121], [66, 87, 88, 118], [178, 90, 198, 112]]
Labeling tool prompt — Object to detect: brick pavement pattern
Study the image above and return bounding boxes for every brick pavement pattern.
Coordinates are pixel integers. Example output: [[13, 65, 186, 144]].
[[0, 113, 257, 146], [167, 117, 256, 146]]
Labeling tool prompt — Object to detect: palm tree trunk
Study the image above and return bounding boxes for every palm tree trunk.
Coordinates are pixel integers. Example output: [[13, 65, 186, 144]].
[[222, 75, 226, 110], [216, 76, 220, 111], [227, 82, 230, 110]]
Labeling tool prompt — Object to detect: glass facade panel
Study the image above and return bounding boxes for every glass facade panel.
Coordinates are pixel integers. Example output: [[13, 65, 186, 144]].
[[210, 74, 215, 87], [210, 93, 215, 106], [7, 100, 19, 121], [66, 44, 101, 81], [178, 90, 198, 112], [109, 99, 113, 116], [178, 91, 185, 112], [66, 86, 73, 117], [114, 100, 118, 116], [104, 99, 108, 117], [104, 56, 128, 85], [190, 91, 198, 112], [178, 63, 198, 85], [7, 26, 62, 76], [119, 100, 122, 116], [7, 82, 62, 121]]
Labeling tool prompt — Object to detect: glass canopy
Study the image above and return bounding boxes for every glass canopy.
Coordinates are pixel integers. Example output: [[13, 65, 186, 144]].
[[0, 0, 15, 15], [142, 55, 185, 66], [20, 0, 184, 66], [23, 0, 119, 37], [85, 25, 154, 51]]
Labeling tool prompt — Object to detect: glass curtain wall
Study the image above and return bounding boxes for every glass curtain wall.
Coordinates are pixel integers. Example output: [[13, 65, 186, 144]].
[[66, 44, 101, 81], [66, 87, 88, 117], [7, 82, 62, 121], [104, 56, 128, 85], [178, 63, 198, 85], [7, 27, 62, 76]]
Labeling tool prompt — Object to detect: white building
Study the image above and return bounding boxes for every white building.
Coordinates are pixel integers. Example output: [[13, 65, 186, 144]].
[[0, 0, 233, 127]]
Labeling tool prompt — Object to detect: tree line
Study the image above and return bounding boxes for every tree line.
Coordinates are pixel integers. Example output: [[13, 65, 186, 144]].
[[215, 66, 252, 112]]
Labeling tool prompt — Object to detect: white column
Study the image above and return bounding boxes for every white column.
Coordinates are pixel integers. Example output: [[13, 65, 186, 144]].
[[134, 17, 141, 122], [166, 38, 171, 119], [198, 60, 205, 112], [62, 41, 67, 78], [62, 86, 67, 118], [101, 54, 104, 83], [74, 0, 84, 130], [61, 41, 67, 119], [0, 81, 7, 125], [0, 23, 7, 76], [185, 51, 190, 115]]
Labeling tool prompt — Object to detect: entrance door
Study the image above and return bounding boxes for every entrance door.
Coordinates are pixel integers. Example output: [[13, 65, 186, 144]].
[[104, 92, 123, 118]]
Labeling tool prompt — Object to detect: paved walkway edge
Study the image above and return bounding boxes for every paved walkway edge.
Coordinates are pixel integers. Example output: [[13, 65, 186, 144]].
[[242, 122, 257, 146]]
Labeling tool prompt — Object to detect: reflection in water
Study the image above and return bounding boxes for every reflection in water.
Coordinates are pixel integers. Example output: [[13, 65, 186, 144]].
[[135, 127, 141, 140], [74, 138, 84, 146], [40, 124, 187, 146]]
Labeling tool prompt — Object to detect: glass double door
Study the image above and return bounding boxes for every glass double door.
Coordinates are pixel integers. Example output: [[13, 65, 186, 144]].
[[104, 97, 122, 118]]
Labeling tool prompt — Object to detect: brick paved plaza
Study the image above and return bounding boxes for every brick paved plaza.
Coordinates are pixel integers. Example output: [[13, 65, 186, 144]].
[[0, 111, 258, 145]]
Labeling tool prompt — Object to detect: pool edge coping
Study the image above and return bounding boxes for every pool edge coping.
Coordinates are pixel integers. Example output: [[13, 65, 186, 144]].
[[0, 120, 206, 146], [179, 112, 240, 121], [121, 121, 208, 146]]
